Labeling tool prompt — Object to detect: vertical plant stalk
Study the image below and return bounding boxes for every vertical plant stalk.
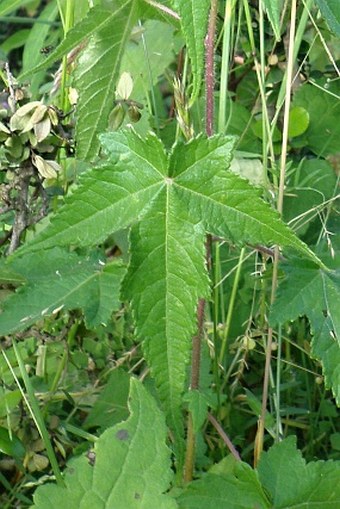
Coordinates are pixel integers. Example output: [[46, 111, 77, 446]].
[[59, 0, 75, 113], [219, 247, 245, 364], [254, 0, 297, 466], [183, 0, 219, 483], [205, 0, 219, 136], [218, 0, 234, 133]]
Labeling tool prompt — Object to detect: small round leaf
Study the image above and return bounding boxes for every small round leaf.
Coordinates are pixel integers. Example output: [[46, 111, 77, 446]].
[[288, 106, 310, 138]]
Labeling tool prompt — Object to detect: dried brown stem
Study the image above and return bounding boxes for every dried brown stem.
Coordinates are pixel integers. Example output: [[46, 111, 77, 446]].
[[208, 413, 241, 461]]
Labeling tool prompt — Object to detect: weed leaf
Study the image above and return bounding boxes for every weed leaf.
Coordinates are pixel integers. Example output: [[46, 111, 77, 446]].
[[0, 249, 126, 334], [270, 259, 340, 404], [258, 436, 340, 507], [177, 457, 270, 508], [315, 0, 340, 36], [263, 0, 283, 41], [172, 0, 210, 104], [74, 0, 140, 160]]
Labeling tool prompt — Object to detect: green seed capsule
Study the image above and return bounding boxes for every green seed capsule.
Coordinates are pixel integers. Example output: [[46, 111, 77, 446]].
[[108, 103, 125, 131]]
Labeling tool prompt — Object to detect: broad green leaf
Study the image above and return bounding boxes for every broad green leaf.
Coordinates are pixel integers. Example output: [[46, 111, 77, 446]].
[[0, 388, 22, 418], [315, 0, 340, 36], [258, 436, 340, 508], [74, 0, 140, 160], [0, 0, 33, 17], [123, 191, 209, 445], [263, 0, 283, 41], [292, 83, 340, 156], [270, 260, 340, 403], [177, 459, 270, 508], [172, 0, 210, 104], [0, 249, 126, 335], [32, 378, 177, 509]]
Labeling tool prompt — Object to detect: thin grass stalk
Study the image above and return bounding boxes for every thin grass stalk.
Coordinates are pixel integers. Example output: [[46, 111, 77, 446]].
[[219, 247, 245, 364], [242, 0, 274, 187], [218, 0, 234, 133], [139, 20, 160, 136], [255, 0, 298, 466], [2, 343, 64, 486]]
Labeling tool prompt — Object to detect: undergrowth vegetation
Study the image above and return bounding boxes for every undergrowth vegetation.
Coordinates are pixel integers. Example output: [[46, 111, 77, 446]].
[[0, 0, 339, 507]]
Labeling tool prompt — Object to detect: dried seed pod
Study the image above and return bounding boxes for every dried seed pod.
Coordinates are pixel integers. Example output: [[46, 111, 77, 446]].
[[127, 104, 141, 123], [32, 153, 61, 179]]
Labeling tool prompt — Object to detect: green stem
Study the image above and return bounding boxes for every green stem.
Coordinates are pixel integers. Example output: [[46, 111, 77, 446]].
[[2, 342, 64, 486], [139, 20, 160, 136], [242, 0, 273, 188], [219, 247, 245, 364], [218, 0, 235, 133], [255, 0, 298, 466]]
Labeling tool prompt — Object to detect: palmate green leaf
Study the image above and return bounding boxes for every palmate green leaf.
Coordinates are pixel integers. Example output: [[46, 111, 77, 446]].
[[172, 0, 210, 104], [315, 0, 340, 36], [32, 378, 177, 509], [263, 0, 283, 41], [0, 249, 126, 334], [15, 130, 322, 441], [270, 259, 340, 403], [257, 436, 340, 508]]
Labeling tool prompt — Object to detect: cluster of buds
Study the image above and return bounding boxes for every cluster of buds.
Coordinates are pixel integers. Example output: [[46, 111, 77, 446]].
[[0, 98, 62, 179], [108, 72, 143, 131]]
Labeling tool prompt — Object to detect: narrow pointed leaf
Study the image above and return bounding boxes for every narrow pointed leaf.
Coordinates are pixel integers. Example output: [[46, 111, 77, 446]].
[[74, 0, 140, 160], [172, 136, 322, 266], [19, 1, 133, 79], [0, 249, 126, 334], [32, 379, 177, 509], [263, 0, 283, 41], [123, 190, 209, 443], [315, 0, 340, 36], [18, 131, 166, 255], [270, 260, 340, 403], [172, 0, 210, 104], [0, 0, 33, 17]]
